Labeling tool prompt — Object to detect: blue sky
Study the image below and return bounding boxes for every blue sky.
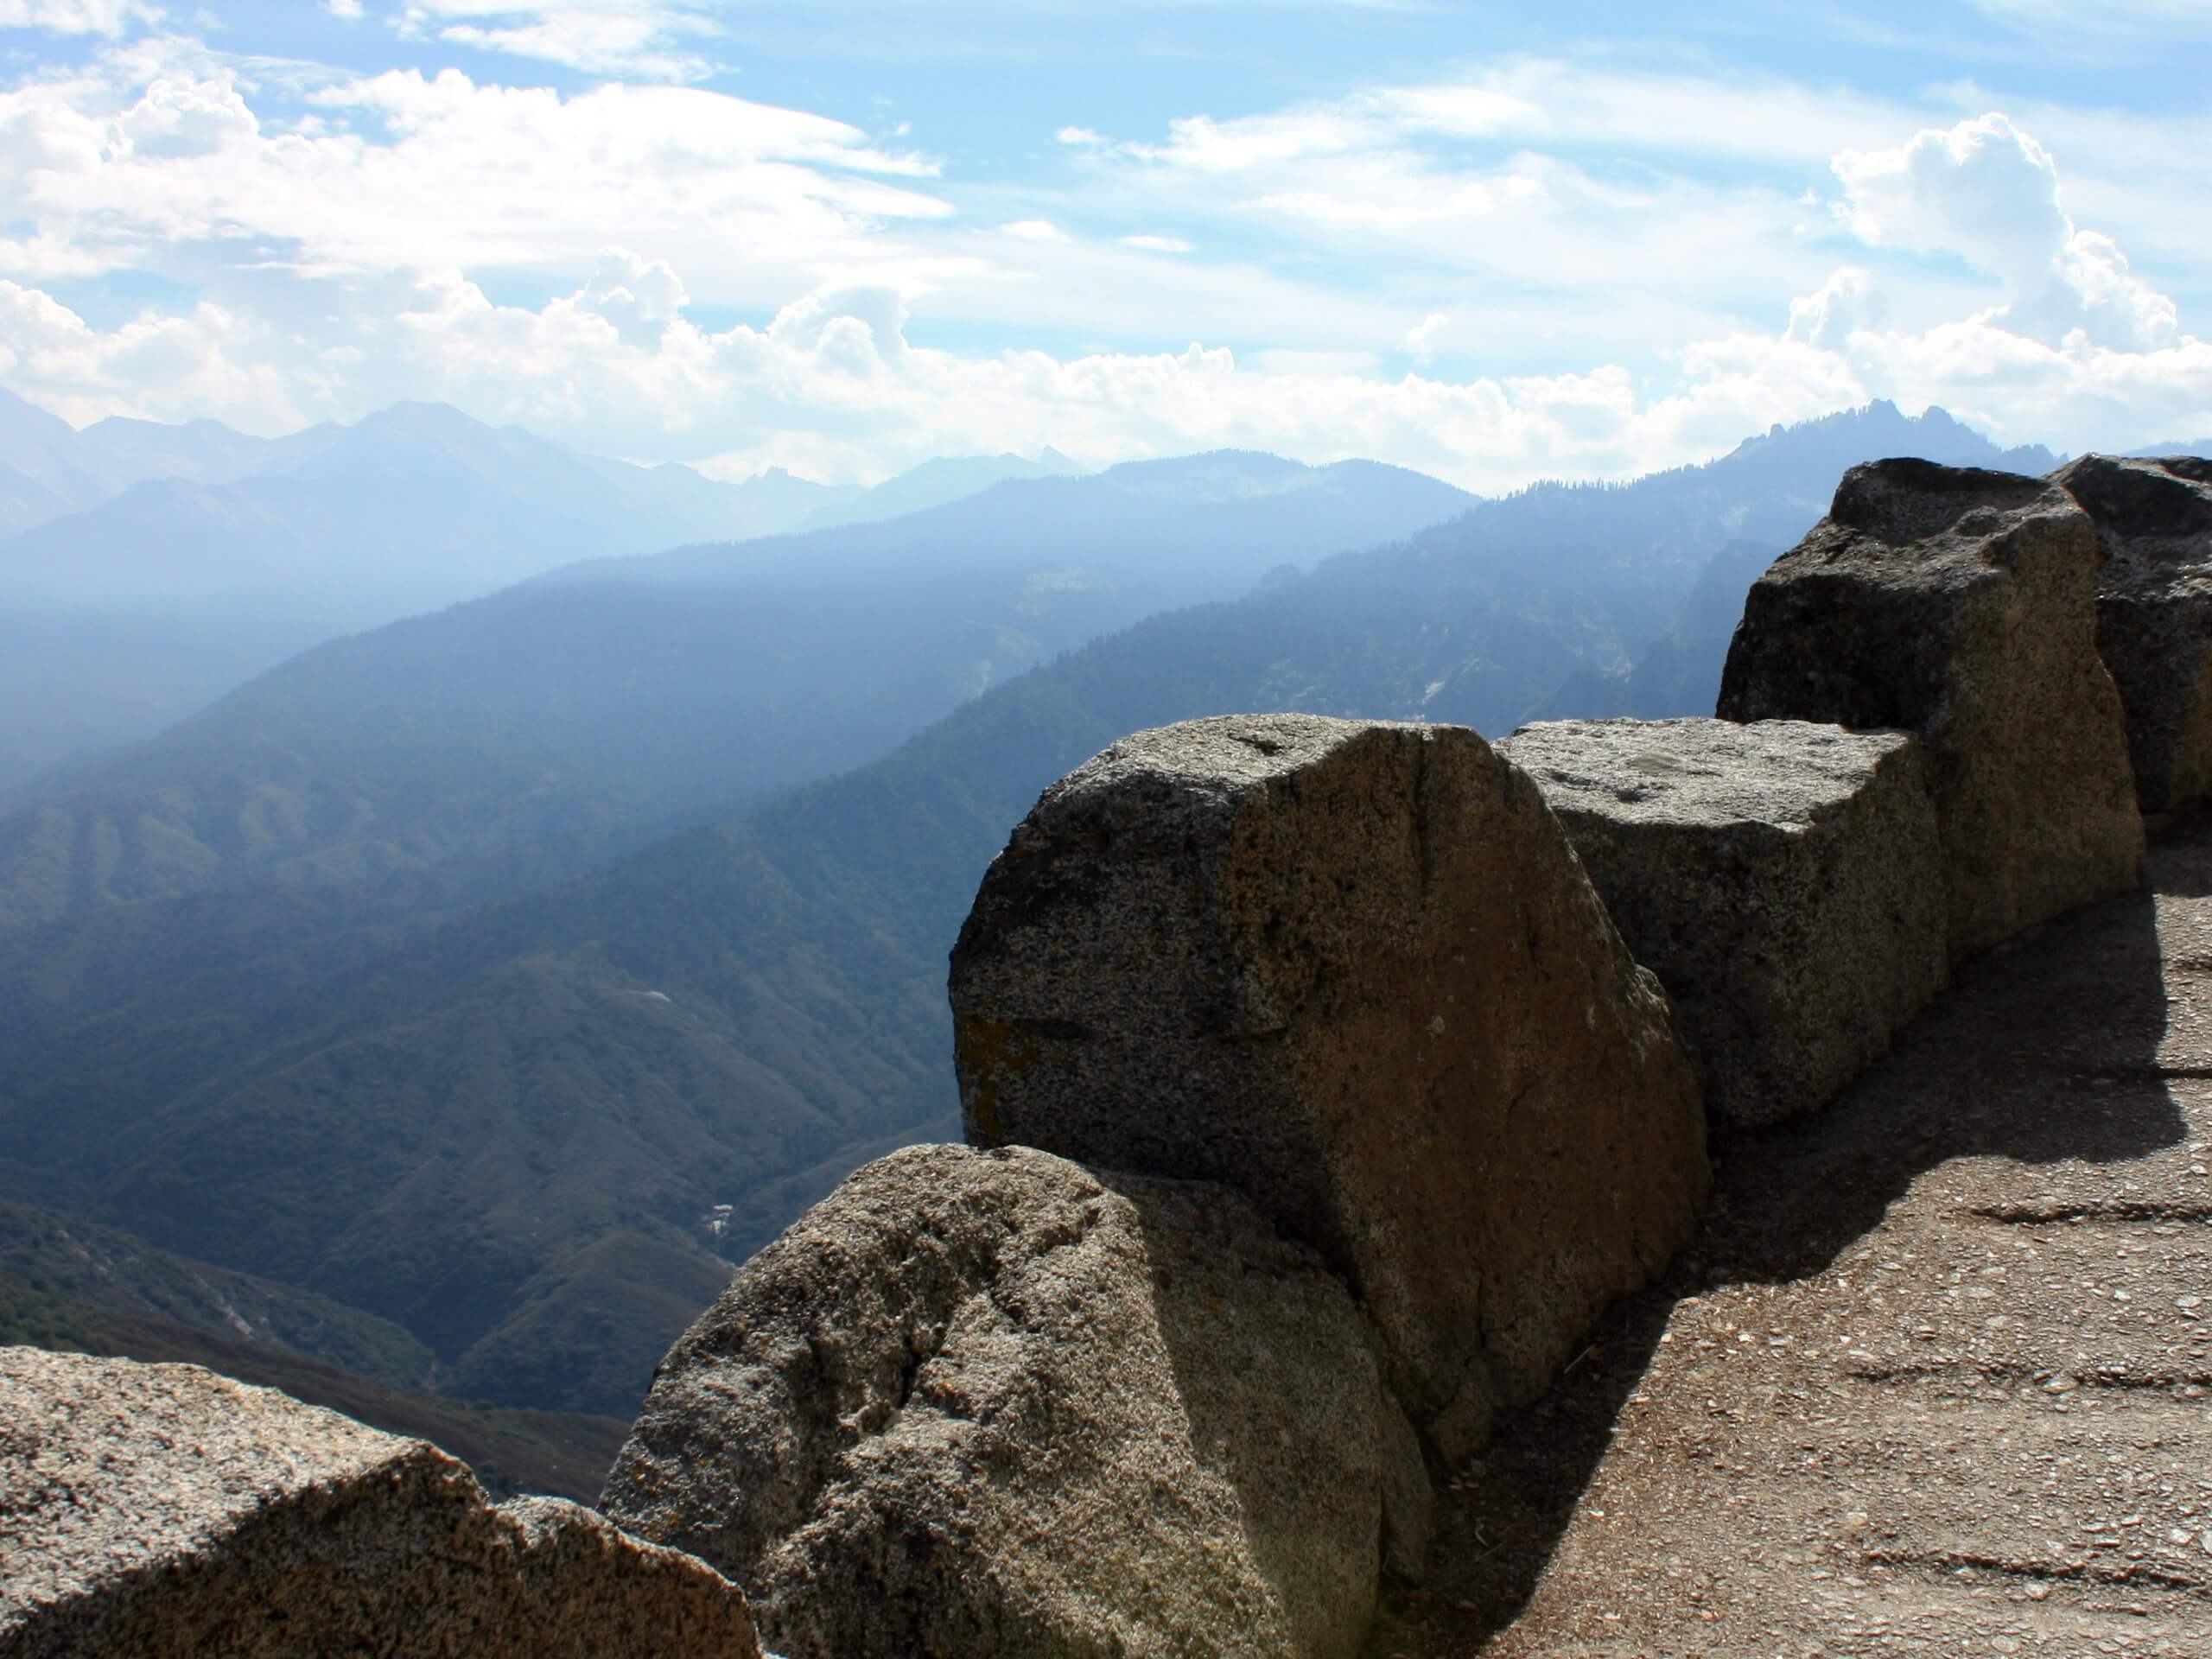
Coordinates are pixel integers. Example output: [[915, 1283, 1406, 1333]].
[[1, 0, 2208, 488]]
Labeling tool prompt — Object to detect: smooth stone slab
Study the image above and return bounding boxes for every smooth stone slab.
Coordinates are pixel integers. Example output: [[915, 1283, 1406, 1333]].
[[1718, 460, 2144, 963], [1497, 717, 1948, 1127], [602, 1143, 1431, 1659], [946, 714, 1708, 1462], [0, 1347, 760, 1659], [2050, 453, 2212, 814]]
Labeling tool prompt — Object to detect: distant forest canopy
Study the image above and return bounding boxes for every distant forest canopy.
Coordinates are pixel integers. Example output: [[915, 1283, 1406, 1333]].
[[0, 398, 2094, 1428]]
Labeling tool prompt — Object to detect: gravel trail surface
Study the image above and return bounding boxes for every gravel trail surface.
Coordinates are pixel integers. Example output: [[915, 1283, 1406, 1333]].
[[1376, 819, 2212, 1657]]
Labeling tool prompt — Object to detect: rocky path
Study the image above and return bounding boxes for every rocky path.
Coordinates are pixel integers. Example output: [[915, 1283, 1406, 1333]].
[[1377, 820, 2212, 1657]]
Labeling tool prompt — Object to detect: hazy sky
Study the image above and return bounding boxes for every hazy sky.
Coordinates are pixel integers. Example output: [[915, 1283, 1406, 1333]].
[[2, 0, 2208, 488]]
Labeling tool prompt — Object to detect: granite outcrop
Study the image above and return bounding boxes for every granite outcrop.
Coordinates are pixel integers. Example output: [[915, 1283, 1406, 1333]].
[[0, 1346, 760, 1659], [1497, 717, 1948, 1127], [2050, 453, 2212, 815], [1717, 458, 2144, 963], [602, 1142, 1428, 1659], [947, 714, 1709, 1462]]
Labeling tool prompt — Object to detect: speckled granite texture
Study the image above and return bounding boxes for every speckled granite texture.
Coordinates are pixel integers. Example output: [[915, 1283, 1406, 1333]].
[[1499, 717, 1948, 1127], [0, 1346, 760, 1659], [2051, 452, 2212, 814], [605, 1142, 1430, 1659]]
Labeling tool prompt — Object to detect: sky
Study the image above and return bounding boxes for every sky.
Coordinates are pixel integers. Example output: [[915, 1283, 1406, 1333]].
[[1, 1, 2208, 491]]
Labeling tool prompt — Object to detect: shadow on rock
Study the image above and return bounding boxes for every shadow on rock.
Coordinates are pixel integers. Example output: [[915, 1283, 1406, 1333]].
[[1376, 817, 2204, 1655]]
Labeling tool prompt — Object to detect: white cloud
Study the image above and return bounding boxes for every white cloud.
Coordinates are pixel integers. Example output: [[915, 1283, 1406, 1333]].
[[1785, 267, 1882, 350], [326, 0, 364, 19], [0, 0, 157, 34], [1402, 312, 1447, 363], [397, 2, 728, 82], [0, 39, 2204, 492], [0, 53, 947, 308], [113, 72, 257, 156], [1834, 112, 2177, 349], [1055, 124, 1103, 147]]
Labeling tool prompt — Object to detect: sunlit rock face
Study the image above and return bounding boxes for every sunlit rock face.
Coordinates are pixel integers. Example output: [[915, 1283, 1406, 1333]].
[[0, 1347, 760, 1659], [602, 1142, 1431, 1659]]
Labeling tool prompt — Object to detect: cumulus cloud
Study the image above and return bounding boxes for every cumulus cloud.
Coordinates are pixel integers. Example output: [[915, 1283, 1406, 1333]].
[[112, 73, 257, 156], [1120, 234, 1191, 253], [1834, 112, 2177, 349], [568, 247, 686, 347], [1402, 312, 1449, 363], [999, 219, 1067, 242], [1785, 267, 1882, 350]]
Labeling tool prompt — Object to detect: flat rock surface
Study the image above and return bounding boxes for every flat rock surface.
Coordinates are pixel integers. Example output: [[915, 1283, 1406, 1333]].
[[1499, 717, 1911, 830], [1497, 718, 1947, 1125], [1375, 817, 2212, 1656], [950, 714, 1707, 1463], [0, 1349, 759, 1659], [604, 1142, 1429, 1659]]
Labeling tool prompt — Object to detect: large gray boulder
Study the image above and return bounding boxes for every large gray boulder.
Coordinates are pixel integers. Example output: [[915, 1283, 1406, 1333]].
[[2049, 454, 2212, 814], [0, 1346, 759, 1659], [1717, 460, 2144, 962], [945, 715, 1708, 1462], [1497, 718, 1948, 1127], [602, 1142, 1430, 1659]]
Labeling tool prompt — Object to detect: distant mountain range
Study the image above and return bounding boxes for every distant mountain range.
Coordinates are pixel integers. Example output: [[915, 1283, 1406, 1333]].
[[0, 399, 2065, 1422], [0, 385, 1082, 791], [0, 449, 1472, 929]]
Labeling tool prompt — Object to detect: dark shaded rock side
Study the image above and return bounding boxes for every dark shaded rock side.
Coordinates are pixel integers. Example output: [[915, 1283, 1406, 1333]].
[[1718, 460, 2143, 962], [2050, 453, 2212, 814]]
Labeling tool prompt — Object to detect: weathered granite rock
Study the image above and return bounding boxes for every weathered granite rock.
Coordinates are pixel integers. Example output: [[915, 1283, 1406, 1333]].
[[1497, 718, 1948, 1127], [0, 1346, 759, 1659], [603, 1142, 1430, 1659], [2050, 454, 2212, 814], [1717, 460, 2144, 961], [945, 714, 1709, 1461]]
